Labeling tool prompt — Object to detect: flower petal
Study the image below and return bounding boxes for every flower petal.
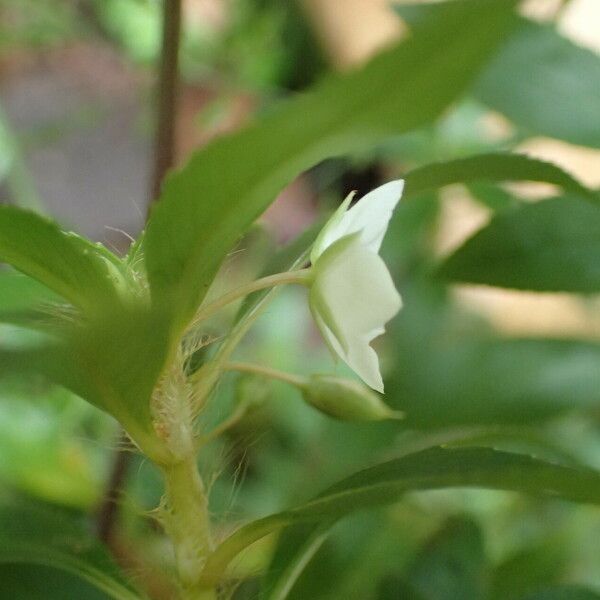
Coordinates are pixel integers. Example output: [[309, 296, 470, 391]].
[[310, 191, 355, 264], [310, 180, 404, 264], [310, 236, 402, 392], [338, 179, 404, 254]]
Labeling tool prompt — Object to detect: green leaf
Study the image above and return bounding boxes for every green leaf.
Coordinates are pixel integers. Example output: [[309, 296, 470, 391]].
[[261, 522, 333, 600], [0, 270, 60, 326], [403, 153, 596, 201], [198, 447, 600, 588], [0, 309, 170, 462], [396, 3, 600, 148], [408, 517, 488, 600], [491, 543, 566, 600], [439, 195, 600, 292], [520, 587, 600, 600], [476, 19, 600, 149], [0, 564, 109, 600], [0, 499, 143, 600], [0, 206, 124, 311], [377, 578, 427, 600], [145, 0, 519, 333], [386, 280, 600, 428], [387, 288, 600, 427]]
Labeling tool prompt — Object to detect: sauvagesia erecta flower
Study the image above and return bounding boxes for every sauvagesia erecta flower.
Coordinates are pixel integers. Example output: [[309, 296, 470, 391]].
[[308, 180, 404, 393]]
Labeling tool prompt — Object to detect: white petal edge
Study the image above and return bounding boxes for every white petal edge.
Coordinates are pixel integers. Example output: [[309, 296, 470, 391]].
[[310, 180, 404, 264], [309, 236, 402, 392]]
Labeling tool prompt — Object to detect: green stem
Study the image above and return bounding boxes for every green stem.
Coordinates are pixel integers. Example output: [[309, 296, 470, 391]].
[[191, 268, 313, 326], [190, 270, 311, 411], [161, 455, 216, 599], [224, 361, 307, 388], [196, 363, 308, 448]]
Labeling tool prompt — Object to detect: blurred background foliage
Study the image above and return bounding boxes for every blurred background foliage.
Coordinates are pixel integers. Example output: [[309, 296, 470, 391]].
[[1, 0, 600, 598]]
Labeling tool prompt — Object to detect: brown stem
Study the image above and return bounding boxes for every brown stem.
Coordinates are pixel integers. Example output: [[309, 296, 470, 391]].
[[97, 0, 183, 546], [97, 432, 133, 544], [149, 0, 183, 209]]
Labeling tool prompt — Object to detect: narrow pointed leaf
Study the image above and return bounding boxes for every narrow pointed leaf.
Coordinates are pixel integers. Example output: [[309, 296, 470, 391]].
[[199, 447, 600, 588], [261, 522, 333, 600], [145, 0, 519, 333], [403, 153, 596, 201], [397, 3, 600, 148], [439, 195, 600, 292], [476, 19, 600, 149]]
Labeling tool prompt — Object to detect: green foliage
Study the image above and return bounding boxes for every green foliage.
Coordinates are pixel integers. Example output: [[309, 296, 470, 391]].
[[145, 0, 518, 336], [407, 517, 487, 600], [397, 2, 600, 149], [0, 384, 104, 508], [476, 19, 600, 149], [0, 498, 142, 600], [520, 588, 600, 600], [491, 543, 566, 600], [200, 446, 600, 587], [3, 0, 600, 596], [0, 564, 109, 600], [403, 153, 596, 201], [388, 287, 600, 427], [262, 522, 333, 600], [439, 196, 600, 292], [0, 206, 125, 311], [0, 270, 59, 326]]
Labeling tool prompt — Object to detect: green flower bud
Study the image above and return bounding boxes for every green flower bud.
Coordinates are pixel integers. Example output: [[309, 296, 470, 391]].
[[300, 374, 403, 422]]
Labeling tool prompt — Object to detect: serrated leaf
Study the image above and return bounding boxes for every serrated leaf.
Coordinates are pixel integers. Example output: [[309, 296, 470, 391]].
[[403, 153, 596, 201], [198, 447, 600, 588], [145, 0, 519, 334], [439, 195, 600, 292], [0, 207, 124, 311], [0, 499, 143, 600]]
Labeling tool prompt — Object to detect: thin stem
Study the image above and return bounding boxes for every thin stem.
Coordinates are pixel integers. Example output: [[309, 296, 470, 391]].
[[224, 361, 307, 388], [196, 401, 248, 449], [149, 0, 183, 208], [97, 432, 133, 544], [191, 268, 312, 326], [97, 0, 183, 548], [196, 363, 308, 449]]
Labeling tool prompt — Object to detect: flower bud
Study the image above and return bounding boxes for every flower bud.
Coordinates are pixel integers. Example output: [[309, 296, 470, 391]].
[[300, 374, 403, 422]]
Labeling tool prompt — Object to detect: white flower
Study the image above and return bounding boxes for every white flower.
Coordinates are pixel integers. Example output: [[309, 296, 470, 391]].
[[308, 180, 404, 393]]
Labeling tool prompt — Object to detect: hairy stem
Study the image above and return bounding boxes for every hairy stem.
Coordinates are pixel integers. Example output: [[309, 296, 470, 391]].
[[161, 455, 215, 599]]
